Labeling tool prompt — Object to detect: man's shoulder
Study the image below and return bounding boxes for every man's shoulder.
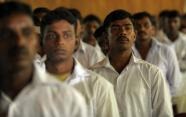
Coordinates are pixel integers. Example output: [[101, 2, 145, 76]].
[[134, 58, 162, 74], [80, 69, 113, 90]]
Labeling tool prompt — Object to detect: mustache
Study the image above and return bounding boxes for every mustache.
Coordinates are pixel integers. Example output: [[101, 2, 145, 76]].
[[8, 46, 29, 57], [53, 47, 66, 53], [138, 31, 147, 35], [116, 35, 129, 41]]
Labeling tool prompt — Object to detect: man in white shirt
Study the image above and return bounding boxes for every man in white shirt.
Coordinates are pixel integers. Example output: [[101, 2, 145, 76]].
[[91, 9, 173, 117], [0, 2, 87, 117], [132, 12, 181, 96], [68, 9, 105, 69], [74, 40, 105, 68], [160, 10, 186, 76], [41, 8, 120, 117]]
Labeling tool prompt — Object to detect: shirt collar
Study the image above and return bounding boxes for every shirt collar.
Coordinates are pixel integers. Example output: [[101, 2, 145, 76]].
[[65, 59, 89, 85], [96, 53, 139, 72], [78, 40, 86, 52], [132, 38, 160, 56]]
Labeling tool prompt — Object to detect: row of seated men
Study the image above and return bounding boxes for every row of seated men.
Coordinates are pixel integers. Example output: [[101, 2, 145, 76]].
[[0, 1, 186, 117]]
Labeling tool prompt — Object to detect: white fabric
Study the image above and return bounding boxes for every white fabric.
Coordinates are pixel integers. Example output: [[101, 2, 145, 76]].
[[169, 34, 186, 74], [95, 42, 102, 53], [133, 39, 181, 96], [43, 59, 120, 117], [91, 54, 173, 117], [155, 30, 170, 44], [74, 40, 105, 69], [0, 65, 87, 117], [34, 54, 46, 69], [156, 32, 186, 74]]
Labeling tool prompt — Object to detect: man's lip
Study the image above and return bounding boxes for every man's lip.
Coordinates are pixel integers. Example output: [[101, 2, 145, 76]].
[[53, 49, 66, 54], [138, 32, 147, 36], [117, 37, 129, 43]]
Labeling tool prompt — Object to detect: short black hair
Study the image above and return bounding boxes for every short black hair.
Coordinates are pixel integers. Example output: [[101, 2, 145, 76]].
[[133, 11, 154, 24], [33, 7, 50, 26], [159, 10, 170, 18], [94, 25, 106, 38], [40, 7, 77, 40], [0, 1, 32, 20], [68, 8, 82, 22], [103, 9, 133, 29], [167, 10, 180, 18], [83, 14, 101, 25], [181, 13, 186, 20], [33, 7, 50, 15]]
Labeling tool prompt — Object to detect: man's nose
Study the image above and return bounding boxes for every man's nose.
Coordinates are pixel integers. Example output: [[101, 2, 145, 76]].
[[14, 34, 27, 47]]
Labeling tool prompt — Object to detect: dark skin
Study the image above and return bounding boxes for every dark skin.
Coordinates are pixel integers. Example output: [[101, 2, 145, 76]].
[[108, 18, 136, 73], [166, 17, 181, 42], [135, 39, 152, 60], [44, 20, 77, 76], [0, 14, 37, 100], [109, 48, 132, 73], [46, 57, 74, 75], [134, 16, 153, 60]]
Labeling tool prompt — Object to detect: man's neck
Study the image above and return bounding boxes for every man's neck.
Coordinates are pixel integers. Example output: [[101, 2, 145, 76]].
[[168, 33, 179, 42], [46, 57, 74, 75], [135, 38, 152, 60], [109, 49, 132, 74], [0, 65, 33, 100]]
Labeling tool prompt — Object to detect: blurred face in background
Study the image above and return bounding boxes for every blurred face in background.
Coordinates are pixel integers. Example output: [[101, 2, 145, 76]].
[[83, 21, 100, 46], [134, 17, 153, 42], [97, 32, 109, 55], [166, 16, 181, 38]]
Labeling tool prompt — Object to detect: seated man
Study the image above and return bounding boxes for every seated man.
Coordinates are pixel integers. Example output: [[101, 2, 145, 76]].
[[91, 9, 173, 117], [41, 8, 120, 117], [0, 2, 87, 117]]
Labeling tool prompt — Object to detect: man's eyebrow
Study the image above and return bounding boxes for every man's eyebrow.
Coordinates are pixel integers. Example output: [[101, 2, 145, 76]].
[[124, 23, 133, 26], [111, 23, 133, 27]]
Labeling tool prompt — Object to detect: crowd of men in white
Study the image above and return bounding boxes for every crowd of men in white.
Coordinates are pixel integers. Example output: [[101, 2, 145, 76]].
[[0, 1, 186, 117]]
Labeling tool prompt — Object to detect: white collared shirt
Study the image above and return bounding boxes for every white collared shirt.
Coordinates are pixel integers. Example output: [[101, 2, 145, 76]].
[[91, 54, 173, 117], [34, 54, 46, 69], [0, 65, 87, 117], [170, 34, 186, 74], [155, 30, 171, 44], [74, 40, 105, 69], [133, 39, 181, 96], [156, 32, 186, 74], [44, 59, 120, 117]]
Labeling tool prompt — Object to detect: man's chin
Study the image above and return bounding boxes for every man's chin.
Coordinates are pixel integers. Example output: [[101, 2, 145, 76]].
[[50, 56, 67, 63]]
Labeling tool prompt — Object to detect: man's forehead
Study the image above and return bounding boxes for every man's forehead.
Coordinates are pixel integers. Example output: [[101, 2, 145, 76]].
[[7, 14, 33, 28], [135, 17, 151, 23], [111, 18, 133, 25], [45, 20, 75, 32]]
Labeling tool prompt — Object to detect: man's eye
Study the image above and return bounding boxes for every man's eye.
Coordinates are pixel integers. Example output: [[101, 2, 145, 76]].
[[111, 26, 120, 31], [46, 33, 58, 40], [63, 32, 72, 39], [22, 28, 33, 37], [0, 28, 16, 40], [125, 26, 133, 30]]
